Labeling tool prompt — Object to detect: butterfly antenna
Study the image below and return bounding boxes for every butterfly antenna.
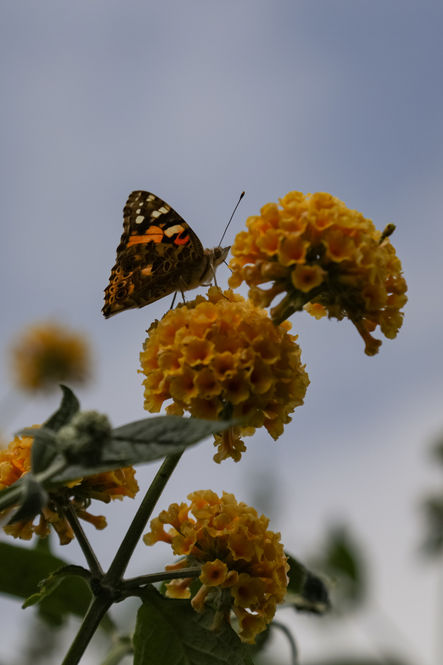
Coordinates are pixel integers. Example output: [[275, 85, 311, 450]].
[[218, 191, 245, 247]]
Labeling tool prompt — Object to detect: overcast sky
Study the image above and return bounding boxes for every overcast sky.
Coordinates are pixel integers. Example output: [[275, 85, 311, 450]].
[[1, 2, 443, 664]]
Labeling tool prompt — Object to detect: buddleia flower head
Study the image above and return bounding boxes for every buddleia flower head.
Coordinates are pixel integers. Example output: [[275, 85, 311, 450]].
[[140, 287, 309, 462], [10, 321, 91, 392], [0, 429, 138, 544], [229, 191, 407, 355], [144, 490, 289, 643]]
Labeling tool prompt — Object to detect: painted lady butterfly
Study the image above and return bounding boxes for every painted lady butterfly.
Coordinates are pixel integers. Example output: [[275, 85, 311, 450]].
[[102, 191, 230, 318]]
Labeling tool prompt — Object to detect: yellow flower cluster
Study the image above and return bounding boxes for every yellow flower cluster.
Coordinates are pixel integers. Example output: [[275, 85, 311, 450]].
[[140, 287, 309, 462], [229, 191, 407, 355], [144, 490, 289, 643], [0, 431, 138, 544], [11, 322, 91, 392]]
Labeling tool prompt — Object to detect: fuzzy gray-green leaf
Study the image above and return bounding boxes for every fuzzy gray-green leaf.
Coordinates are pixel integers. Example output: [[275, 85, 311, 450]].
[[44, 385, 80, 432], [50, 415, 233, 484]]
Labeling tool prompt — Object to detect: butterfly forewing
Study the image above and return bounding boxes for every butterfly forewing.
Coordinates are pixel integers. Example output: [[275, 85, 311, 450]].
[[102, 191, 206, 318]]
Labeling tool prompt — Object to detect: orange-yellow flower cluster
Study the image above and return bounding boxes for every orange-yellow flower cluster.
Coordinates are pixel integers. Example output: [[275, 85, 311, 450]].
[[229, 191, 407, 355], [140, 287, 309, 462], [144, 490, 289, 642], [0, 431, 138, 544], [11, 322, 91, 392]]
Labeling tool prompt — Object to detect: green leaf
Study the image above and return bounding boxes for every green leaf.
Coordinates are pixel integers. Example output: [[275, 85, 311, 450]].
[[112, 415, 233, 453], [312, 526, 366, 611], [0, 479, 25, 512], [7, 475, 48, 525], [23, 564, 91, 609], [286, 553, 330, 614], [51, 415, 234, 484], [29, 427, 59, 474], [422, 496, 443, 555], [133, 586, 254, 665], [44, 384, 80, 431], [432, 432, 443, 466], [0, 541, 92, 625]]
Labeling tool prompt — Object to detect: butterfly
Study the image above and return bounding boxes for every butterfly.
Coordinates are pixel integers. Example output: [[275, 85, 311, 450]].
[[102, 191, 230, 318]]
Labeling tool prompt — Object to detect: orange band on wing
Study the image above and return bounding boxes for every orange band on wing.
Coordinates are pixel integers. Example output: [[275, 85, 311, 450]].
[[127, 227, 163, 246], [174, 234, 190, 245]]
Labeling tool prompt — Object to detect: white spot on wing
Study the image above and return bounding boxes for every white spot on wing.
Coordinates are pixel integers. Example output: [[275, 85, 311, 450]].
[[151, 210, 161, 219], [165, 224, 185, 237], [135, 215, 145, 224], [158, 206, 170, 214]]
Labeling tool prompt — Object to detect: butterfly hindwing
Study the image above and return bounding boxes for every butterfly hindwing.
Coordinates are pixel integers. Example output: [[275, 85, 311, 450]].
[[102, 191, 206, 317]]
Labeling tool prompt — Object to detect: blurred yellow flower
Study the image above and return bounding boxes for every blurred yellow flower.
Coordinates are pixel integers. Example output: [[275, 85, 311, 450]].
[[140, 287, 309, 462], [0, 430, 138, 544], [229, 191, 407, 356], [10, 322, 91, 392], [144, 490, 289, 643]]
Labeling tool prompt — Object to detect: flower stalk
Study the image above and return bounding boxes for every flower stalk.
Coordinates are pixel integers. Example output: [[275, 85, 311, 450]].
[[105, 451, 183, 584], [63, 504, 104, 578], [61, 596, 113, 665], [120, 567, 201, 594], [60, 451, 184, 664]]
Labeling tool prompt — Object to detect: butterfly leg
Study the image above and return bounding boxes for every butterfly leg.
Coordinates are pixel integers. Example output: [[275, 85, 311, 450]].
[[176, 277, 189, 303], [168, 289, 187, 310], [210, 259, 230, 299], [169, 292, 178, 310], [206, 257, 218, 287]]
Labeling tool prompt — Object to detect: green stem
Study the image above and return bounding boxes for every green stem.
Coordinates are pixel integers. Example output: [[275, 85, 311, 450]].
[[273, 621, 298, 665], [271, 285, 324, 325], [61, 596, 112, 665], [63, 504, 104, 577], [121, 566, 200, 594], [61, 452, 183, 664], [105, 452, 183, 584]]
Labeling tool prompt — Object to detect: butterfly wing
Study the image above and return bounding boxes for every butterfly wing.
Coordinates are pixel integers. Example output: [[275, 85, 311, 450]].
[[102, 191, 205, 317]]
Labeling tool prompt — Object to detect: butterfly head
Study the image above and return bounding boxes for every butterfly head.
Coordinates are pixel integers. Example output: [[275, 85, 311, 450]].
[[199, 245, 230, 285], [212, 245, 230, 266]]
